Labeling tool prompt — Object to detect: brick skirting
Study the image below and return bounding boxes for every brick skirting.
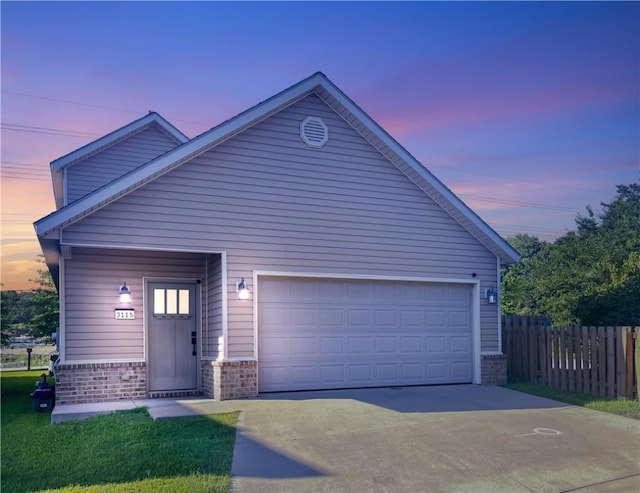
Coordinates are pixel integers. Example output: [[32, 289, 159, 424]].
[[481, 354, 507, 385], [54, 362, 147, 404]]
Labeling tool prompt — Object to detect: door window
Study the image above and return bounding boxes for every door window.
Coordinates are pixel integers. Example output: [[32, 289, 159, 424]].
[[153, 288, 191, 317]]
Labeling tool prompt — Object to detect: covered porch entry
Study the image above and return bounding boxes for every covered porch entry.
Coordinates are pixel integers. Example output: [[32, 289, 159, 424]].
[[53, 247, 227, 404]]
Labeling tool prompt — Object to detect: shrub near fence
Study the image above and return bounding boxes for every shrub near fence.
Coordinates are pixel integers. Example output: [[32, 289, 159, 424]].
[[502, 316, 640, 400]]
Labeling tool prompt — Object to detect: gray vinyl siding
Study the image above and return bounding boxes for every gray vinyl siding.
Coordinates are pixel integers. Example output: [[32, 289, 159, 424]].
[[62, 94, 500, 356], [66, 124, 180, 204], [63, 248, 205, 361], [205, 255, 223, 359]]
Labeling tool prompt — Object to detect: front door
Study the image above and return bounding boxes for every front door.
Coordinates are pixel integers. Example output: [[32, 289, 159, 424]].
[[147, 281, 198, 391]]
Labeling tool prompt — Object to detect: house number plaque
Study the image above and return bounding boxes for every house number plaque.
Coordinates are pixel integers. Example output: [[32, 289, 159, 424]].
[[114, 308, 135, 320]]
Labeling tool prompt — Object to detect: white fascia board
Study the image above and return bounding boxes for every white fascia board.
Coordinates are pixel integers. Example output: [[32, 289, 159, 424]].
[[254, 270, 480, 286], [35, 74, 325, 237], [50, 112, 188, 172], [317, 79, 520, 265]]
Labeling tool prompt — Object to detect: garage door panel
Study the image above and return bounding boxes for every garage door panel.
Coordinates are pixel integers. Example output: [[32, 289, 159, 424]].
[[400, 284, 423, 301], [426, 336, 447, 352], [347, 309, 370, 325], [450, 311, 471, 328], [261, 336, 289, 356], [292, 365, 316, 385], [400, 310, 422, 326], [450, 362, 472, 379], [426, 362, 447, 379], [320, 365, 344, 384], [291, 337, 315, 355], [261, 306, 289, 325], [426, 311, 446, 327], [320, 337, 344, 354], [348, 336, 371, 353], [319, 308, 343, 325], [375, 337, 396, 353], [376, 364, 397, 380], [401, 363, 423, 380], [374, 309, 396, 325], [349, 364, 372, 382], [291, 308, 315, 325], [261, 365, 289, 387], [373, 283, 396, 299], [400, 336, 422, 352], [449, 335, 471, 352], [258, 278, 472, 392]]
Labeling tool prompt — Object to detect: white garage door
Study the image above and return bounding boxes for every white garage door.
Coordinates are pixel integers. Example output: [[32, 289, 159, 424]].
[[258, 277, 473, 392]]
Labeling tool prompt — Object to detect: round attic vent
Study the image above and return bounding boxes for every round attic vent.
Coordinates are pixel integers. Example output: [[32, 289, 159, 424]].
[[300, 116, 328, 148]]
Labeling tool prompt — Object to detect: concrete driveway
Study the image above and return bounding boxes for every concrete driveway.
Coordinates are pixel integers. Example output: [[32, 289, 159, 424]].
[[220, 385, 639, 493]]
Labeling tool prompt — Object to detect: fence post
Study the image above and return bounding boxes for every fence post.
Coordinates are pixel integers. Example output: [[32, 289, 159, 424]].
[[598, 326, 606, 397], [582, 326, 588, 393], [606, 327, 615, 398], [528, 317, 536, 383], [633, 327, 640, 400], [539, 322, 547, 385], [616, 327, 630, 398], [589, 326, 598, 396]]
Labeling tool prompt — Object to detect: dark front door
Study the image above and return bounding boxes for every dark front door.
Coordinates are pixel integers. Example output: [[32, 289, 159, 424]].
[[147, 281, 198, 391]]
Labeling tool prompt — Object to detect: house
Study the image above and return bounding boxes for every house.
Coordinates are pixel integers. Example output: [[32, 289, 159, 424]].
[[35, 72, 519, 405]]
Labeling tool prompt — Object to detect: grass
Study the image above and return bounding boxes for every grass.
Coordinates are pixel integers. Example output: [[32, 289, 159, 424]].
[[1, 371, 239, 493], [505, 382, 640, 420]]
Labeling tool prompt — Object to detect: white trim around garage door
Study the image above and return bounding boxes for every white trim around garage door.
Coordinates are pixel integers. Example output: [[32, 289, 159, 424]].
[[253, 271, 482, 386]]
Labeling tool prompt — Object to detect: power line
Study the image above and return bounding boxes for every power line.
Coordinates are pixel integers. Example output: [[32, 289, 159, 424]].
[[1, 161, 44, 167], [1, 89, 142, 115], [1, 174, 50, 182], [1, 123, 101, 139], [431, 163, 602, 195], [1, 169, 50, 178], [1, 89, 211, 129], [459, 193, 577, 212]]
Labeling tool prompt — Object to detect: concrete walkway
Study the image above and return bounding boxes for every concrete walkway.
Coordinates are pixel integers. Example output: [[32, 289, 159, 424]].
[[51, 385, 640, 493]]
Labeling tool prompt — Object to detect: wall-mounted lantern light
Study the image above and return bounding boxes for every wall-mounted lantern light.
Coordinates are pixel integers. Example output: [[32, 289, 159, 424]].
[[119, 281, 132, 305], [485, 286, 497, 304], [236, 278, 250, 300]]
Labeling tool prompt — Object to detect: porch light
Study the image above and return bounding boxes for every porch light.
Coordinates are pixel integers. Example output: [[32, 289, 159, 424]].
[[119, 282, 132, 304], [485, 286, 497, 304], [236, 278, 250, 300]]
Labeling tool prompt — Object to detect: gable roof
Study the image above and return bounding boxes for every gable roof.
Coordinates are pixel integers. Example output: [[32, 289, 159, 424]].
[[35, 72, 519, 265], [49, 112, 188, 208]]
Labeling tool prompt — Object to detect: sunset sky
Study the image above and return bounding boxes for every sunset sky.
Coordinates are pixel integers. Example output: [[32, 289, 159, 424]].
[[1, 1, 639, 291]]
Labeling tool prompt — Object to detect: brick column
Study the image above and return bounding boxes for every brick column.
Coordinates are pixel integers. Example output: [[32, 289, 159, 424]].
[[213, 360, 257, 400], [201, 360, 216, 398], [481, 354, 507, 385]]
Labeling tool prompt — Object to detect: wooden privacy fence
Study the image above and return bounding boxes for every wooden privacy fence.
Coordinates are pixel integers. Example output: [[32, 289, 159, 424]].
[[502, 316, 640, 400]]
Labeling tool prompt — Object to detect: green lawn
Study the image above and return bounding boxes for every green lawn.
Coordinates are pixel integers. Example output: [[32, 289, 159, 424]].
[[1, 371, 238, 493], [505, 382, 640, 420]]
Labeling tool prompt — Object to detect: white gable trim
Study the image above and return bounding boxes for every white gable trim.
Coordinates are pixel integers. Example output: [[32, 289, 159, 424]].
[[35, 72, 519, 264], [50, 112, 188, 172]]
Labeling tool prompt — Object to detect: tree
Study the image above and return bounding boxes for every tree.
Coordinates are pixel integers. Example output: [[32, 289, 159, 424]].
[[501, 184, 640, 326], [501, 234, 549, 315], [28, 257, 60, 339]]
